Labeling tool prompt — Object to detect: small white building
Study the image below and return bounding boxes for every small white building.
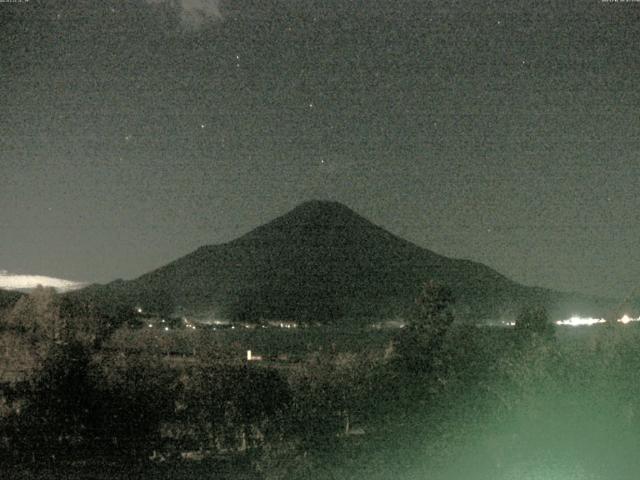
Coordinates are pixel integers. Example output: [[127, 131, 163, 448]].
[[247, 350, 262, 361]]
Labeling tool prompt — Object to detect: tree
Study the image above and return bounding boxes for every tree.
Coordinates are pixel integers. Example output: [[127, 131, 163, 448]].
[[0, 340, 98, 464], [412, 280, 455, 335], [89, 359, 176, 458], [514, 305, 555, 340], [4, 286, 66, 341], [397, 280, 455, 377]]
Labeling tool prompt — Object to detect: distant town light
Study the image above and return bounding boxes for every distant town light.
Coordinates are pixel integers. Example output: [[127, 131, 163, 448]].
[[556, 316, 606, 327], [164, 327, 169, 331], [618, 314, 640, 324], [555, 315, 640, 327]]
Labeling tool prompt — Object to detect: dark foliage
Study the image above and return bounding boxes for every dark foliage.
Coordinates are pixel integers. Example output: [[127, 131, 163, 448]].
[[180, 364, 292, 431], [0, 290, 23, 312], [88, 366, 176, 457], [1, 343, 176, 463], [514, 305, 555, 340], [396, 281, 455, 376], [4, 342, 95, 460]]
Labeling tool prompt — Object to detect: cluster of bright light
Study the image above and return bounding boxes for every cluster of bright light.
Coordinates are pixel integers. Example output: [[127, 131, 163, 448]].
[[618, 314, 640, 324], [556, 316, 606, 327], [278, 322, 298, 329], [182, 318, 197, 330], [555, 315, 640, 327]]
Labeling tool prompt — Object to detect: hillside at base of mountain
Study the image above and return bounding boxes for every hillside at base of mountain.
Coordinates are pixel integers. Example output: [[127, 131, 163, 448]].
[[70, 201, 616, 324]]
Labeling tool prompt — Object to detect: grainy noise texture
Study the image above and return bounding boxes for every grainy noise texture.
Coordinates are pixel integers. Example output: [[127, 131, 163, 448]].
[[1, 0, 639, 298]]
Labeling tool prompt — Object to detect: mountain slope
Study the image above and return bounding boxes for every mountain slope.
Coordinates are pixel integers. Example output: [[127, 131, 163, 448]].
[[76, 201, 614, 323]]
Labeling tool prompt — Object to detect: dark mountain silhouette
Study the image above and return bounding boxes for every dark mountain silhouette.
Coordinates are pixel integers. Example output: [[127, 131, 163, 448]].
[[71, 201, 614, 323]]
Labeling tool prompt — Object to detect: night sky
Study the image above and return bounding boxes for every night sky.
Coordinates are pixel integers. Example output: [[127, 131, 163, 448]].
[[1, 0, 639, 298]]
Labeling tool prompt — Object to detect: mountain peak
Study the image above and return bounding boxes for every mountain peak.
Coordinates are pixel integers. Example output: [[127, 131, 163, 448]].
[[290, 200, 356, 215], [234, 200, 380, 246], [283, 200, 366, 225]]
